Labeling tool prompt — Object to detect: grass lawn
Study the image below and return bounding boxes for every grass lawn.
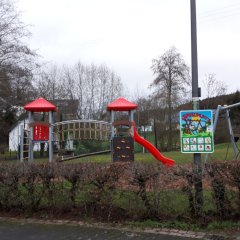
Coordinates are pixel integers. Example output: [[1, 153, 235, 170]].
[[56, 142, 240, 164], [1, 142, 239, 165]]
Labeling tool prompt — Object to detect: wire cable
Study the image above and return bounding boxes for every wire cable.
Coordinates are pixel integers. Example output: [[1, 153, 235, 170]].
[[198, 2, 240, 24]]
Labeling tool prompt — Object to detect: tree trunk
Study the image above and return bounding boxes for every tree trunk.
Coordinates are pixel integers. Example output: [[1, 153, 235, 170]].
[[167, 83, 172, 151], [153, 118, 158, 149]]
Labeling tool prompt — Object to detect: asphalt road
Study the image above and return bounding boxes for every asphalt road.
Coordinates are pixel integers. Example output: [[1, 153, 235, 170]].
[[0, 220, 198, 240]]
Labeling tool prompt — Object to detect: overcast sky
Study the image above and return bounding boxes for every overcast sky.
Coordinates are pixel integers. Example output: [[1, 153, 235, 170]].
[[17, 0, 240, 99]]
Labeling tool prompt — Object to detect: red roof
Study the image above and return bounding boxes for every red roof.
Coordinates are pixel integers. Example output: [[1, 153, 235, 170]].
[[107, 98, 138, 111], [24, 97, 57, 112]]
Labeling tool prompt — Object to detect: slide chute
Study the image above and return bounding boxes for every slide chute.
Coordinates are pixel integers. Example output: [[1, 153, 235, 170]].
[[132, 123, 175, 166]]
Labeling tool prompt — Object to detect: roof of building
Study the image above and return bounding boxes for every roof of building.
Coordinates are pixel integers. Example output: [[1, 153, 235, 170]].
[[107, 98, 138, 111], [24, 97, 57, 112]]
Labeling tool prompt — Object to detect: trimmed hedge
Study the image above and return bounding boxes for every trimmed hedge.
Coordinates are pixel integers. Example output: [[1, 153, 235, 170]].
[[0, 161, 239, 223]]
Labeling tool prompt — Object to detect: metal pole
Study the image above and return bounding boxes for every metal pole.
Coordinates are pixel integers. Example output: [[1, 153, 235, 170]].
[[28, 111, 33, 162], [20, 125, 24, 163], [191, 0, 199, 104], [129, 110, 134, 135], [49, 111, 53, 163], [221, 102, 240, 110], [226, 109, 238, 160], [190, 0, 203, 215], [110, 110, 115, 162], [110, 111, 115, 138], [205, 105, 221, 163]]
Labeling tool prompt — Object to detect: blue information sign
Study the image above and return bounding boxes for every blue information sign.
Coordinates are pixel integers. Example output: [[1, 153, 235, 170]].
[[180, 110, 214, 153]]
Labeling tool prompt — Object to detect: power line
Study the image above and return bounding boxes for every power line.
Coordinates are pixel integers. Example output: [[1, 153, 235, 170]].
[[198, 2, 240, 23], [199, 2, 240, 17], [198, 11, 240, 24], [200, 8, 240, 19]]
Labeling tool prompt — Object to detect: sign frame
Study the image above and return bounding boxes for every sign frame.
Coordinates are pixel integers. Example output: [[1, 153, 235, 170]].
[[180, 110, 214, 153]]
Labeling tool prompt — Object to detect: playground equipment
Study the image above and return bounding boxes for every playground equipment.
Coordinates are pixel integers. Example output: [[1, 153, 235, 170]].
[[20, 99, 111, 162], [22, 97, 57, 162], [205, 102, 240, 162], [53, 120, 110, 142], [20, 97, 175, 166], [52, 119, 111, 161], [132, 122, 175, 166], [19, 127, 30, 161], [107, 98, 175, 166], [107, 98, 137, 162]]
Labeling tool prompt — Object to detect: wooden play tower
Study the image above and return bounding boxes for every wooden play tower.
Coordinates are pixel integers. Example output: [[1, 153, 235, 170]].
[[107, 98, 138, 162]]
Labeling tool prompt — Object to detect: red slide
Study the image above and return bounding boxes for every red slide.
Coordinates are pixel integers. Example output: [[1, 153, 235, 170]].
[[132, 123, 175, 166]]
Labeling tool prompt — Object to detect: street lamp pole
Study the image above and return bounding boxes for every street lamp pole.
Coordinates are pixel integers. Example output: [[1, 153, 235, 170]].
[[191, 0, 199, 106], [190, 0, 203, 215]]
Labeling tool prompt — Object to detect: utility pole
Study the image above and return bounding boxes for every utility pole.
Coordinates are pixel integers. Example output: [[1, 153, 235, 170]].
[[190, 0, 203, 216]]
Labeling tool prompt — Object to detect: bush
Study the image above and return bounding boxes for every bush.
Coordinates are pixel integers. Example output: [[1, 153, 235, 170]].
[[0, 161, 239, 224]]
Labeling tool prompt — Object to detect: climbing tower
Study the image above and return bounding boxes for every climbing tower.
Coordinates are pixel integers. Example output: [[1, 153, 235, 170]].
[[23, 97, 57, 162], [107, 98, 138, 162]]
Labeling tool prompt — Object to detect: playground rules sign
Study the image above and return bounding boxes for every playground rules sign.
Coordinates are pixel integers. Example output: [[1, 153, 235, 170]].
[[180, 110, 214, 153]]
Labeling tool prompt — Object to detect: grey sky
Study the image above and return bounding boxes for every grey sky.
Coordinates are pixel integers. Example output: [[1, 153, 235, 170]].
[[17, 0, 240, 98]]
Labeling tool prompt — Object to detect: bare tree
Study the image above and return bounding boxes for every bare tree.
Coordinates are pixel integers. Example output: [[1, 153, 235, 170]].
[[0, 0, 38, 85], [36, 62, 124, 121], [201, 73, 228, 107], [87, 64, 98, 119], [97, 65, 110, 118], [150, 47, 190, 151], [74, 62, 85, 118], [0, 0, 38, 146], [36, 65, 67, 100], [71, 62, 123, 120], [132, 88, 152, 132]]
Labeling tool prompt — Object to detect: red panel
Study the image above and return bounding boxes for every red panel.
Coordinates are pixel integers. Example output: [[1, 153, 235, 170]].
[[33, 125, 49, 141]]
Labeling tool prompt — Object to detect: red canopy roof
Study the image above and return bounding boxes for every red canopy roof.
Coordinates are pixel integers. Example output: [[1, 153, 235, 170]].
[[24, 97, 57, 112], [107, 98, 138, 111]]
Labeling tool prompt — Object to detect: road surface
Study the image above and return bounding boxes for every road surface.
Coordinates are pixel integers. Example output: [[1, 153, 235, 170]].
[[0, 220, 199, 240]]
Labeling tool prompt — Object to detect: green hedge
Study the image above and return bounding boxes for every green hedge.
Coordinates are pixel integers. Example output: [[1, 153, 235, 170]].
[[0, 161, 239, 224]]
